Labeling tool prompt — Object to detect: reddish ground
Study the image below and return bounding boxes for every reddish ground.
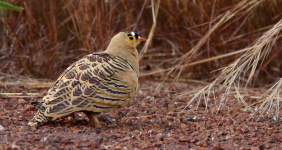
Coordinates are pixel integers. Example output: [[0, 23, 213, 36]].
[[0, 80, 282, 149]]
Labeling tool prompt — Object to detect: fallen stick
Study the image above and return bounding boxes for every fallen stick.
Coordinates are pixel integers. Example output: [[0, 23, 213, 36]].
[[0, 93, 44, 98], [0, 82, 53, 88]]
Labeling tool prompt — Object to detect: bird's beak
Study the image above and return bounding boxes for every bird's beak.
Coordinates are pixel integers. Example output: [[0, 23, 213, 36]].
[[138, 37, 146, 42]]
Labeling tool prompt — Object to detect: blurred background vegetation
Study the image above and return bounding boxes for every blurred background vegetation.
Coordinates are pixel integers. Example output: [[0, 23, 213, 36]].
[[1, 0, 282, 87]]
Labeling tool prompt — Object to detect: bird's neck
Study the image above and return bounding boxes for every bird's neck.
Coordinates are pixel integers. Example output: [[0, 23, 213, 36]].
[[105, 45, 139, 75]]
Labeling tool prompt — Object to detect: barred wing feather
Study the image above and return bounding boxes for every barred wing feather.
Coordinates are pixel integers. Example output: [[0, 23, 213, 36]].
[[41, 53, 138, 118]]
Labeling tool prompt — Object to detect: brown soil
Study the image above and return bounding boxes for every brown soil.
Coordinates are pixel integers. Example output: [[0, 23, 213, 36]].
[[0, 81, 282, 149]]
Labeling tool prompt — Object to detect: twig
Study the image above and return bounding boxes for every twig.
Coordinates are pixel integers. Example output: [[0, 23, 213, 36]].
[[0, 82, 53, 88], [0, 93, 43, 98], [138, 0, 160, 61], [181, 18, 282, 114]]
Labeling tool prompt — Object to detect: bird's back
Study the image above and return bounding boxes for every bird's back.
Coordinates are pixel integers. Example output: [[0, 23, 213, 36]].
[[40, 52, 138, 118]]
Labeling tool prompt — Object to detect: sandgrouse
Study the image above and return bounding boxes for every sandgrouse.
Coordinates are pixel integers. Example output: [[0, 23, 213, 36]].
[[28, 32, 146, 127]]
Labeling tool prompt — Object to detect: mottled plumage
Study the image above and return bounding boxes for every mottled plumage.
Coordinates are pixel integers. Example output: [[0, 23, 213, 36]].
[[28, 32, 146, 127]]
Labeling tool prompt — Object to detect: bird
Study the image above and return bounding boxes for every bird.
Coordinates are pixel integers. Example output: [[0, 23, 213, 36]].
[[28, 31, 146, 127]]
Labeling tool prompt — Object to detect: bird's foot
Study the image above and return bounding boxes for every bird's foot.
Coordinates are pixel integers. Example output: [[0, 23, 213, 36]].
[[84, 111, 102, 128]]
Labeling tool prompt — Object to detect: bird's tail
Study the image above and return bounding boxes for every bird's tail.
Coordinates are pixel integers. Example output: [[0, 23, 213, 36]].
[[28, 106, 49, 127]]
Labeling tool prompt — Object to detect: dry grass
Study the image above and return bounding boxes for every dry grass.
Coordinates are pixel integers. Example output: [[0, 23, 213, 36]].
[[138, 0, 160, 62], [251, 78, 282, 121], [181, 18, 282, 114], [175, 0, 261, 71]]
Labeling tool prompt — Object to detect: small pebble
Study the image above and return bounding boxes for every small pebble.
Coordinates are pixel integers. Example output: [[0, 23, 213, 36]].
[[18, 98, 26, 104], [11, 145, 20, 150], [179, 123, 187, 129], [43, 137, 48, 141], [179, 136, 189, 142], [196, 141, 208, 147], [67, 116, 73, 121], [213, 146, 224, 150], [269, 115, 277, 120], [251, 147, 260, 150], [115, 146, 122, 150], [186, 116, 195, 121], [226, 136, 232, 140], [104, 116, 113, 123], [0, 125, 5, 131], [219, 137, 226, 141]]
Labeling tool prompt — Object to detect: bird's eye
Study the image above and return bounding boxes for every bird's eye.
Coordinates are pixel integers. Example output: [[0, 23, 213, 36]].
[[127, 36, 136, 42]]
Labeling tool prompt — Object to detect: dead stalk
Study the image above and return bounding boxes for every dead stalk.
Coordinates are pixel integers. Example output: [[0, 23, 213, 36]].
[[181, 18, 282, 114]]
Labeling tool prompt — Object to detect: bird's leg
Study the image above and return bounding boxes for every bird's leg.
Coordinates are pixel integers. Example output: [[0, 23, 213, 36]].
[[84, 111, 101, 128]]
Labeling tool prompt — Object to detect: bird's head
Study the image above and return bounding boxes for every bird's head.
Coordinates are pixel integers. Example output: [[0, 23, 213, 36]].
[[105, 32, 146, 70], [110, 32, 146, 48]]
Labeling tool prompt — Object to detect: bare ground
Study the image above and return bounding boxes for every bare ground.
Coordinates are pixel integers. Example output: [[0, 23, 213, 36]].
[[0, 80, 282, 150]]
